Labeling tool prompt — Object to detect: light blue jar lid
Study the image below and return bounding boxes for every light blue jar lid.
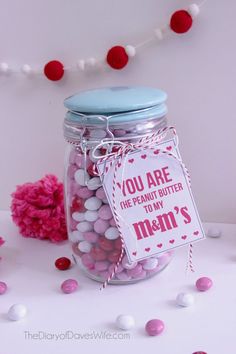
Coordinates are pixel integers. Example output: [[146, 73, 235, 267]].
[[64, 86, 167, 124]]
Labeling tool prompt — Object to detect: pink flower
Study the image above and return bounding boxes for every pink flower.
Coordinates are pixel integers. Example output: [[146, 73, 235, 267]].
[[11, 175, 67, 243], [0, 237, 4, 246]]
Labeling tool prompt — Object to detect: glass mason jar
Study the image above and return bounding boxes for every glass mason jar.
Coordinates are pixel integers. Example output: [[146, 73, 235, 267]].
[[63, 87, 173, 284]]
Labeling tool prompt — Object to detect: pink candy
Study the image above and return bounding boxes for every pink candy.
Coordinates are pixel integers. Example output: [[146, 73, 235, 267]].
[[61, 279, 78, 294], [116, 272, 131, 281], [108, 249, 121, 263], [83, 231, 99, 243], [196, 277, 213, 291], [90, 246, 107, 261], [75, 155, 85, 168], [67, 164, 78, 179], [109, 218, 117, 226], [132, 269, 147, 279], [0, 281, 7, 295], [145, 319, 165, 336], [127, 264, 143, 277], [98, 236, 114, 251], [81, 254, 95, 269], [98, 205, 113, 220], [96, 187, 106, 200], [94, 219, 109, 234], [94, 261, 109, 272], [77, 187, 94, 199]]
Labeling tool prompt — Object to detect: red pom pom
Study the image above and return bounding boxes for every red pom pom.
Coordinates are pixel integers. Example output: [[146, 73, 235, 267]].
[[106, 46, 129, 70], [44, 60, 64, 81], [170, 10, 193, 34]]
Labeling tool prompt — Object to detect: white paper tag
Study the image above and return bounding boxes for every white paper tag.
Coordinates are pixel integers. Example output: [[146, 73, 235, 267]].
[[97, 138, 205, 263]]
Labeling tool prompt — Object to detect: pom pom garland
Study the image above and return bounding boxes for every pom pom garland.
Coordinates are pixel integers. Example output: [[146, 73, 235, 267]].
[[44, 60, 64, 81], [125, 45, 136, 58], [86, 57, 97, 67], [106, 46, 129, 70], [21, 64, 32, 75], [154, 28, 164, 41], [11, 174, 67, 243], [77, 59, 86, 71], [0, 3, 205, 79], [188, 3, 200, 18], [170, 10, 193, 34], [0, 62, 9, 73]]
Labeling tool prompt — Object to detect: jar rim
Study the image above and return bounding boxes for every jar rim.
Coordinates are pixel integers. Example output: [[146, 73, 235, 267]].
[[64, 86, 167, 125], [65, 104, 167, 126]]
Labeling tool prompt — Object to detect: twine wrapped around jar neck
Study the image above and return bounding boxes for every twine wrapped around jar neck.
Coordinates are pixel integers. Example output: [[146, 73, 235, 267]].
[[64, 106, 167, 148]]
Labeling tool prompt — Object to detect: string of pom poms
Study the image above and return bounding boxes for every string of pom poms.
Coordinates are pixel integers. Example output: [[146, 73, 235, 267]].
[[0, 2, 205, 82]]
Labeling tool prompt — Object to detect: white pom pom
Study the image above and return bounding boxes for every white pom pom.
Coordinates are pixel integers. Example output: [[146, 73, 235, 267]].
[[125, 45, 136, 58], [154, 28, 164, 41], [77, 59, 85, 71], [86, 57, 97, 67], [188, 4, 200, 18], [0, 62, 9, 73], [21, 64, 32, 75]]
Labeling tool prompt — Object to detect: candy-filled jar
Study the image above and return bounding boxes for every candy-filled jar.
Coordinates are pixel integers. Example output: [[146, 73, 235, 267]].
[[63, 87, 173, 284]]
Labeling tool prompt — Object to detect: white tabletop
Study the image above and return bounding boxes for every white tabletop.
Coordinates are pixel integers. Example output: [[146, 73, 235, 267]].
[[0, 210, 235, 354]]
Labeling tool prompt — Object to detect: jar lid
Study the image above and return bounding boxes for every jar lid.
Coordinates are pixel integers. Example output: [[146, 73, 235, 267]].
[[64, 86, 167, 124]]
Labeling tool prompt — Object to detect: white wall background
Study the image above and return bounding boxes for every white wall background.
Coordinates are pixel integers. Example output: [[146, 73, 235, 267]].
[[0, 0, 235, 223]]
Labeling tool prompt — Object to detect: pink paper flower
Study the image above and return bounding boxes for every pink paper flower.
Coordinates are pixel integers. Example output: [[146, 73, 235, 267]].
[[11, 175, 67, 243]]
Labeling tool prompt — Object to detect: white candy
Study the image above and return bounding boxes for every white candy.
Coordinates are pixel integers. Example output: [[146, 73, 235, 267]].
[[122, 256, 137, 270], [102, 198, 109, 204], [142, 257, 158, 270], [74, 169, 90, 186], [207, 227, 221, 238], [116, 314, 135, 331], [87, 177, 101, 190], [72, 212, 85, 222], [90, 129, 107, 139], [125, 45, 136, 58], [8, 304, 27, 321], [105, 227, 119, 240], [78, 241, 92, 253], [69, 230, 84, 242], [84, 210, 98, 222], [76, 221, 93, 232], [188, 4, 200, 18], [84, 197, 102, 211], [176, 293, 194, 307]]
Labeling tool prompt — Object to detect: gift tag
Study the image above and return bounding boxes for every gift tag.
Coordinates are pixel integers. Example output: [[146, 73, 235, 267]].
[[97, 138, 205, 263]]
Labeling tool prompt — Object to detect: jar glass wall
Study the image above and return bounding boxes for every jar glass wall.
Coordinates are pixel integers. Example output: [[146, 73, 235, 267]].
[[63, 87, 173, 284]]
